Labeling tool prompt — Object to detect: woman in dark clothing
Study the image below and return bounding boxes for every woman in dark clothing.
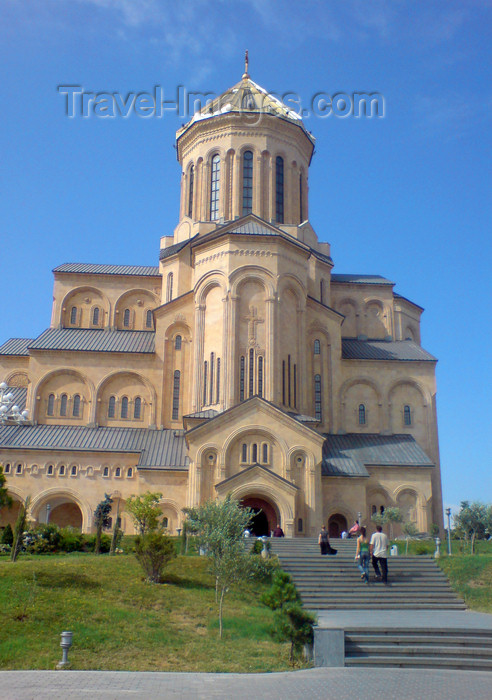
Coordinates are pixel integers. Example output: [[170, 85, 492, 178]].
[[318, 526, 329, 555]]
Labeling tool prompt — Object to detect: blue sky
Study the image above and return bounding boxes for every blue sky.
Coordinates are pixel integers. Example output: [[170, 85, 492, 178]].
[[1, 1, 491, 512]]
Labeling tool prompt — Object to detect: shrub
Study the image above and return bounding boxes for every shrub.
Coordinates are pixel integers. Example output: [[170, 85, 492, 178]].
[[249, 554, 279, 582], [134, 531, 176, 583], [1, 524, 13, 546], [251, 538, 271, 555], [415, 542, 431, 555], [83, 533, 111, 553], [261, 570, 300, 610], [27, 524, 62, 554], [273, 603, 316, 662], [59, 526, 85, 552]]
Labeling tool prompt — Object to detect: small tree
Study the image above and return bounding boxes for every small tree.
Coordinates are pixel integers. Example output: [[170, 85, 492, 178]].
[[382, 507, 403, 540], [454, 501, 488, 554], [126, 492, 163, 535], [94, 494, 113, 555], [1, 523, 13, 546], [370, 512, 384, 529], [11, 496, 31, 562], [273, 602, 316, 662], [261, 570, 300, 610], [0, 465, 12, 512], [134, 531, 176, 583], [401, 520, 418, 555]]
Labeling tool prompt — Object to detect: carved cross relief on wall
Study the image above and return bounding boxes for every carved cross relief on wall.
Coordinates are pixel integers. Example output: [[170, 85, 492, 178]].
[[243, 306, 264, 347]]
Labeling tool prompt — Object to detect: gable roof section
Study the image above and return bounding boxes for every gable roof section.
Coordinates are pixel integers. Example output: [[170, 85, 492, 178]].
[[342, 339, 436, 361], [322, 433, 434, 477], [0, 424, 188, 470], [53, 263, 161, 277], [0, 338, 33, 356], [159, 237, 196, 260], [331, 273, 394, 286], [28, 328, 155, 354], [215, 463, 299, 491]]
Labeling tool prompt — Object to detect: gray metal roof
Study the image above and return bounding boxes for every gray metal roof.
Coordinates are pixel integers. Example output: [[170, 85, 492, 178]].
[[322, 433, 434, 477], [159, 239, 194, 260], [53, 263, 161, 277], [0, 424, 188, 469], [28, 328, 155, 354], [331, 274, 394, 285], [342, 339, 436, 362], [228, 220, 283, 236], [4, 387, 28, 412], [183, 409, 220, 419], [0, 338, 33, 356]]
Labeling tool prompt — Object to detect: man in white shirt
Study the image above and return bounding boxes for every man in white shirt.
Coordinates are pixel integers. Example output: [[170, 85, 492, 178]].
[[370, 525, 389, 584]]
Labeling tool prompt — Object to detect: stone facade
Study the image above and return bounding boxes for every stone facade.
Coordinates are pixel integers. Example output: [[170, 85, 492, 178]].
[[0, 72, 443, 537]]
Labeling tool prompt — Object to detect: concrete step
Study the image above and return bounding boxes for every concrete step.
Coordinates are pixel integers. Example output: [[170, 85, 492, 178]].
[[344, 655, 492, 670], [310, 603, 467, 610], [346, 632, 492, 647]]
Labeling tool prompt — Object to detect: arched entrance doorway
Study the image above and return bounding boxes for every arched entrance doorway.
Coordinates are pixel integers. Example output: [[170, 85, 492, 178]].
[[328, 513, 347, 538], [34, 495, 84, 530], [240, 496, 278, 536]]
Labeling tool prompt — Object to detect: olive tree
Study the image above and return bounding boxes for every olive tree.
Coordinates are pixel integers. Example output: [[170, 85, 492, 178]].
[[126, 492, 163, 535]]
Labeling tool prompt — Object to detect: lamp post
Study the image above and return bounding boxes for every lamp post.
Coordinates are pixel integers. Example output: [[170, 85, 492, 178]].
[[0, 382, 29, 424], [445, 507, 452, 556]]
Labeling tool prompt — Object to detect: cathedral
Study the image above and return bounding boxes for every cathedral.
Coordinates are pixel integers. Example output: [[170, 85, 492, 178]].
[[0, 63, 444, 538]]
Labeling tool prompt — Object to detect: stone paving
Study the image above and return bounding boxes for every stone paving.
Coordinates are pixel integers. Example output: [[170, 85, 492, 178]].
[[0, 668, 491, 700], [316, 608, 492, 630]]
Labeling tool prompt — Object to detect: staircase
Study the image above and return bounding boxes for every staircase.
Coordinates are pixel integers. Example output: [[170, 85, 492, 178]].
[[270, 537, 492, 670], [270, 537, 466, 610]]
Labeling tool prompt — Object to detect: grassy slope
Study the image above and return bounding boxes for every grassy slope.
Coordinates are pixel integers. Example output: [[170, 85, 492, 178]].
[[0, 553, 293, 672]]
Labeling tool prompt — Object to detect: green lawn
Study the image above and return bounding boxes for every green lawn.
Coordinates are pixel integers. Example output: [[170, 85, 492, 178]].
[[0, 553, 295, 672]]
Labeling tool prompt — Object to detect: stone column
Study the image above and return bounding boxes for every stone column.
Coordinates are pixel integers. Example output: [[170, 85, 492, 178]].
[[221, 292, 230, 410], [226, 296, 238, 408], [232, 152, 241, 220], [265, 297, 275, 402], [253, 152, 262, 216], [201, 162, 210, 221], [297, 306, 307, 413], [192, 303, 206, 411]]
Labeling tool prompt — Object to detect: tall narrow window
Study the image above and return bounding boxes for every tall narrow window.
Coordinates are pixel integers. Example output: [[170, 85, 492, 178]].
[[188, 164, 194, 218], [282, 360, 286, 405], [287, 354, 291, 407], [145, 310, 153, 328], [210, 154, 220, 221], [241, 443, 247, 463], [166, 273, 173, 302], [47, 394, 55, 416], [73, 394, 81, 417], [358, 403, 366, 425], [240, 356, 245, 402], [172, 370, 180, 420], [314, 374, 322, 421], [320, 279, 324, 305], [121, 396, 129, 419], [175, 334, 182, 350], [242, 150, 253, 215], [314, 339, 321, 355], [59, 465, 65, 476], [404, 404, 412, 426], [108, 396, 116, 418], [92, 307, 100, 325], [123, 308, 131, 327], [60, 394, 68, 417], [134, 396, 142, 419], [210, 353, 215, 404], [70, 306, 77, 325], [258, 356, 263, 398], [252, 443, 258, 463], [216, 358, 221, 403], [249, 348, 254, 397], [275, 156, 284, 223], [293, 363, 297, 409], [203, 361, 208, 405], [299, 173, 303, 222], [262, 443, 268, 463]]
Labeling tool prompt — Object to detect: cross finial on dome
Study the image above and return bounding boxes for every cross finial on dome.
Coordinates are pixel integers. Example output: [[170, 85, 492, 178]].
[[242, 50, 249, 79]]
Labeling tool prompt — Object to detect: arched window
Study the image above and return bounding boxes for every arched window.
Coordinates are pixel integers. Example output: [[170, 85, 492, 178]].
[[258, 356, 263, 398], [314, 374, 322, 421], [145, 310, 153, 329], [163, 517, 169, 528], [314, 339, 321, 355], [358, 404, 366, 425], [60, 394, 68, 417], [103, 466, 109, 477], [299, 173, 303, 222], [242, 150, 253, 215], [210, 154, 220, 221], [70, 306, 77, 325], [59, 465, 65, 476], [127, 467, 133, 478], [121, 396, 129, 419], [47, 464, 53, 476], [175, 334, 182, 350], [16, 463, 22, 474], [115, 467, 121, 477], [92, 307, 100, 326], [108, 396, 116, 418], [4, 464, 10, 474], [71, 465, 77, 476], [275, 156, 284, 223], [371, 505, 377, 515], [252, 443, 258, 463], [380, 505, 385, 514], [172, 370, 180, 420], [239, 356, 245, 402], [404, 405, 412, 426], [134, 397, 142, 419], [203, 361, 208, 406], [216, 358, 221, 403], [262, 443, 268, 463], [123, 308, 131, 327], [188, 164, 194, 218], [166, 273, 173, 302], [72, 394, 81, 417], [47, 393, 55, 416], [241, 443, 247, 463]]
